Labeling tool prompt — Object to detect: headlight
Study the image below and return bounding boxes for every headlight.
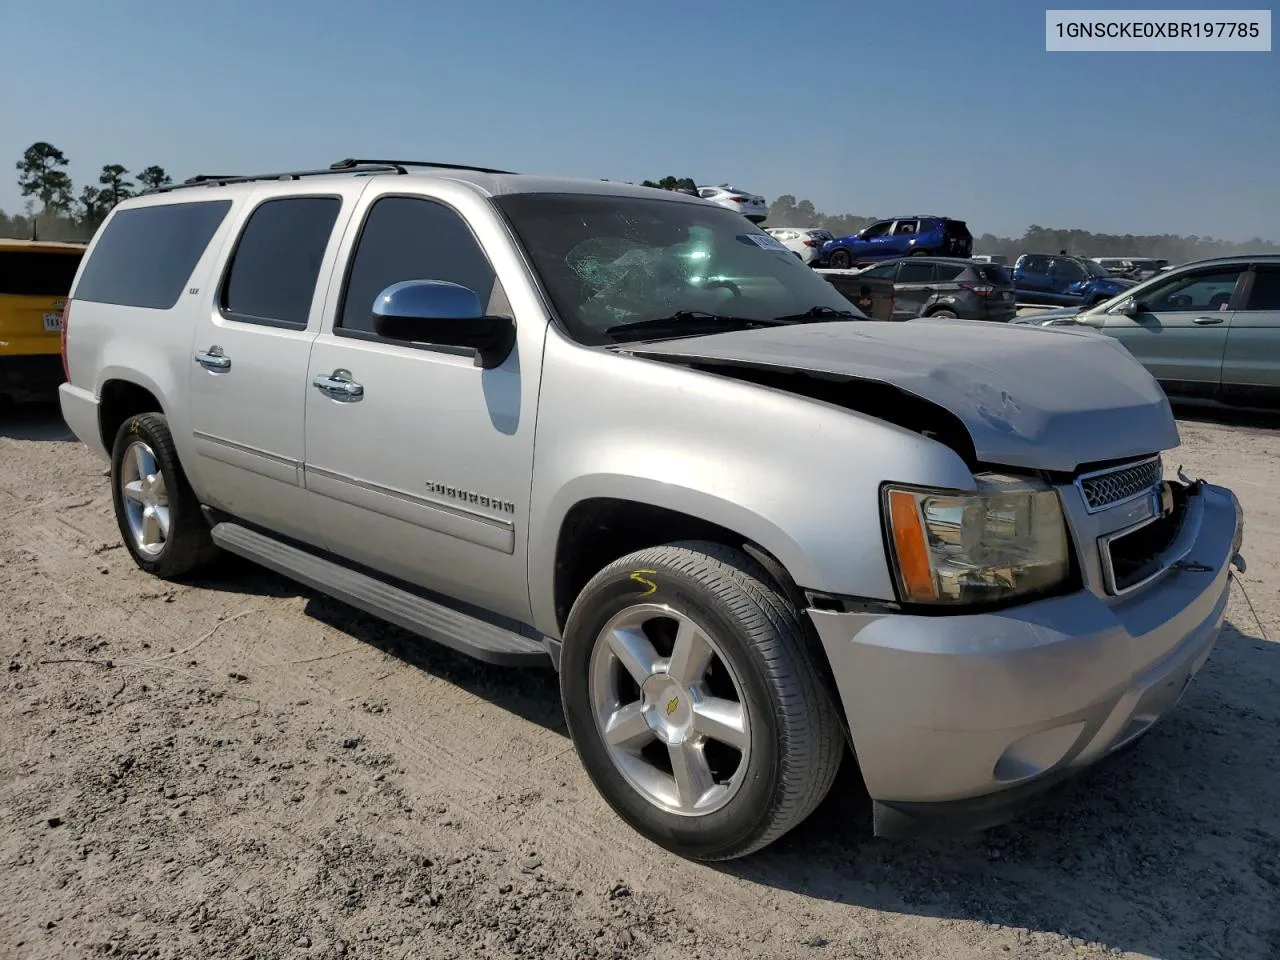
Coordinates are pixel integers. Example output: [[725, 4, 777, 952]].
[[883, 474, 1071, 606]]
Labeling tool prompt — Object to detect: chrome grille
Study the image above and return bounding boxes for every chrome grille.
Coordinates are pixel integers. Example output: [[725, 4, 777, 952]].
[[1077, 457, 1161, 513]]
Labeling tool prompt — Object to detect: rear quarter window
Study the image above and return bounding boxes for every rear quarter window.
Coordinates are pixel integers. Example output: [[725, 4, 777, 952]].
[[0, 251, 83, 296], [74, 199, 232, 309], [976, 265, 1011, 284]]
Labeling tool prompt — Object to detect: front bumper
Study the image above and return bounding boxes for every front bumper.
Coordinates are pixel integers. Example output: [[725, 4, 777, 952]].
[[808, 480, 1241, 837]]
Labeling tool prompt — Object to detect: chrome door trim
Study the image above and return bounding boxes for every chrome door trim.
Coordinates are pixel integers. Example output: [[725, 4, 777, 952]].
[[192, 430, 303, 485], [304, 464, 516, 554]]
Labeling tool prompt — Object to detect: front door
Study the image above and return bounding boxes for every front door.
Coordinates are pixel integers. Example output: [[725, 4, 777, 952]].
[[188, 184, 358, 543], [302, 186, 547, 623], [1100, 265, 1248, 398], [841, 261, 896, 319], [1221, 264, 1280, 406], [891, 259, 936, 319]]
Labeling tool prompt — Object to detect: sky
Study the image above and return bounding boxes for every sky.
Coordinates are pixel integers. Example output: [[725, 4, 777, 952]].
[[3, 0, 1277, 240]]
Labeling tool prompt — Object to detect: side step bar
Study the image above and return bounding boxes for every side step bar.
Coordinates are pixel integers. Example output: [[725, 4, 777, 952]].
[[209, 521, 551, 668]]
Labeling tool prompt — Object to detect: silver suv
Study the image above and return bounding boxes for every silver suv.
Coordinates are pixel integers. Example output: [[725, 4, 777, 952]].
[[57, 159, 1245, 861]]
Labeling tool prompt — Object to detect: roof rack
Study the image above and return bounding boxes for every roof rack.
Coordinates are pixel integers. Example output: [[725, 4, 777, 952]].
[[142, 157, 516, 195], [329, 157, 516, 175]]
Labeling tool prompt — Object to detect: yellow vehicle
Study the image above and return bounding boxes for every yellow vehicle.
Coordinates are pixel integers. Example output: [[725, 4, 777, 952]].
[[0, 238, 86, 405]]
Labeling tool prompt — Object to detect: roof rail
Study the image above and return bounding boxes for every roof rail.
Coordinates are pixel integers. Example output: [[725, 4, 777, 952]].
[[143, 163, 403, 195], [329, 158, 517, 175], [141, 157, 516, 195]]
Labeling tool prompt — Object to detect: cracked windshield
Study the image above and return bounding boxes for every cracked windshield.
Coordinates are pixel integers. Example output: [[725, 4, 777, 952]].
[[495, 194, 862, 344]]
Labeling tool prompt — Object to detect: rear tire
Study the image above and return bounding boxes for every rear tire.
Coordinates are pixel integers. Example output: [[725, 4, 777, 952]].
[[110, 412, 218, 579], [928, 309, 959, 319], [560, 541, 844, 861]]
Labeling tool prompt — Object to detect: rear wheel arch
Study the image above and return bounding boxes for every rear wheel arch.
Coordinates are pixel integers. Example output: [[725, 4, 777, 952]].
[[99, 379, 167, 453]]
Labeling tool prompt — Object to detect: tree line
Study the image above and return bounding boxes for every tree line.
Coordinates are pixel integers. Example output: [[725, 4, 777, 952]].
[[6, 150, 1276, 264], [0, 142, 174, 243]]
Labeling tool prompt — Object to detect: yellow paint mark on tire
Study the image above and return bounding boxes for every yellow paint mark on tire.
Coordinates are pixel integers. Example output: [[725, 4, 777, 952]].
[[629, 570, 658, 596]]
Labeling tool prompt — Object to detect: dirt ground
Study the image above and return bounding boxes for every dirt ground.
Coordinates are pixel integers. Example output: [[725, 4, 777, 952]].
[[2, 403, 1277, 960]]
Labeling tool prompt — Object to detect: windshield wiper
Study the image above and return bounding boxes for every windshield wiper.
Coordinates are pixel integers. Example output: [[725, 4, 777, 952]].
[[771, 305, 860, 322], [606, 312, 785, 342]]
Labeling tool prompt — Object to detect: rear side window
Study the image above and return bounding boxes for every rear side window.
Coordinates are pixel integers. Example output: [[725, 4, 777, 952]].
[[338, 196, 498, 337], [897, 261, 935, 283], [976, 265, 1011, 284], [0, 251, 83, 296], [1021, 255, 1049, 272], [74, 200, 231, 310], [1244, 267, 1280, 310], [934, 264, 966, 282], [861, 262, 898, 280], [221, 196, 341, 328]]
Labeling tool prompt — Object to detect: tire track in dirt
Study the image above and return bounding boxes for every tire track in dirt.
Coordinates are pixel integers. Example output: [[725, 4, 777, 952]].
[[4, 409, 1279, 960]]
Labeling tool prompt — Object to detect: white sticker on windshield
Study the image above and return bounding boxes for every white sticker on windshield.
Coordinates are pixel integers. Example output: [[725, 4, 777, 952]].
[[740, 233, 788, 252]]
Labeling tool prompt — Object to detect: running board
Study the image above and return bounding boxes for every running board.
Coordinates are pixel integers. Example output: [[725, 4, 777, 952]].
[[209, 521, 551, 668]]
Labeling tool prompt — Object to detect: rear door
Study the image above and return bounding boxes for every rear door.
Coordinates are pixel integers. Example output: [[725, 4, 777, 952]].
[[1100, 265, 1248, 398], [187, 182, 363, 545], [891, 259, 936, 319], [853, 261, 897, 319], [1220, 264, 1280, 406], [885, 219, 920, 257]]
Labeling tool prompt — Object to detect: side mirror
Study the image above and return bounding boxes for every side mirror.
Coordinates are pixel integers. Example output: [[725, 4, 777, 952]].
[[1114, 298, 1139, 316], [371, 280, 515, 369]]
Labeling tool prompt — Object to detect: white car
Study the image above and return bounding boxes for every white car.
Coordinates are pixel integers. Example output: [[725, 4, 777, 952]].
[[698, 185, 769, 223], [766, 227, 834, 264]]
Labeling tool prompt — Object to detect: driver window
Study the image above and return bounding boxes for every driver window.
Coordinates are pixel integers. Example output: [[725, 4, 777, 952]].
[[1142, 270, 1243, 312], [860, 221, 892, 239], [337, 195, 501, 337], [1050, 258, 1085, 282]]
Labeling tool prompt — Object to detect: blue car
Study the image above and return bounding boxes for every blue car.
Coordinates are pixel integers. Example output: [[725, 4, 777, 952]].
[[821, 216, 973, 269], [1012, 253, 1136, 307]]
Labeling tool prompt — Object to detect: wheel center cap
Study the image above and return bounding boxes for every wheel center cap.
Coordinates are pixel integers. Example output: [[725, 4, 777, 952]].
[[640, 673, 692, 745]]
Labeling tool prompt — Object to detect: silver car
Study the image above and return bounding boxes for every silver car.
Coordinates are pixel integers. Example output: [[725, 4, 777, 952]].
[[1015, 255, 1280, 407], [57, 160, 1245, 860]]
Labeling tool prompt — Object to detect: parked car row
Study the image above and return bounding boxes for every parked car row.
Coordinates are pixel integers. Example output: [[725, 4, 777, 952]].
[[818, 216, 975, 268], [819, 257, 1017, 322], [1012, 255, 1280, 408], [1010, 253, 1136, 307], [764, 227, 834, 264], [1092, 257, 1168, 281]]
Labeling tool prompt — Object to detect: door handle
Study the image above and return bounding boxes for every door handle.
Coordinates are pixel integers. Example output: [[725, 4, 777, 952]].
[[194, 347, 231, 371], [312, 370, 364, 402], [1192, 316, 1225, 325]]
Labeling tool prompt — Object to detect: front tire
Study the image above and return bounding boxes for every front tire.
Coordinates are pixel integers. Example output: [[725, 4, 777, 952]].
[[110, 412, 218, 579], [560, 541, 844, 861], [827, 249, 852, 270]]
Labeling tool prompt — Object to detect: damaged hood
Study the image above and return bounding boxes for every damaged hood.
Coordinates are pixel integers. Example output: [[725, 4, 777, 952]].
[[622, 318, 1178, 473]]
